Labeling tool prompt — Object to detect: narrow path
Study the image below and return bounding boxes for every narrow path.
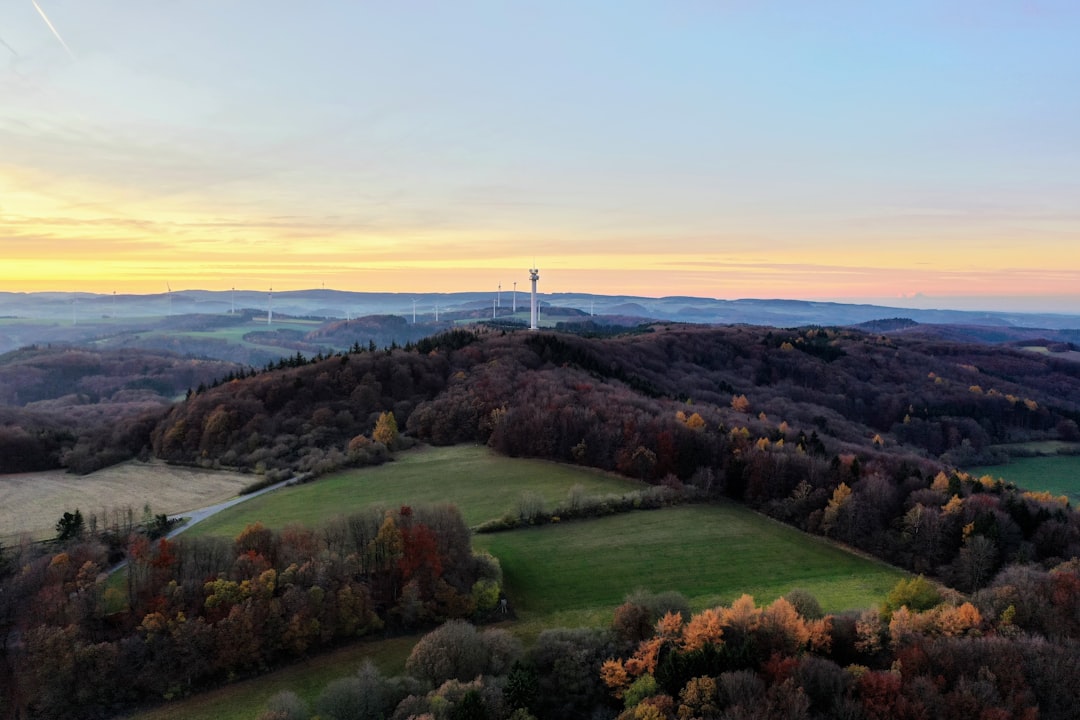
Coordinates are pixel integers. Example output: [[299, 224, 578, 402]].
[[165, 475, 299, 539], [108, 475, 301, 575]]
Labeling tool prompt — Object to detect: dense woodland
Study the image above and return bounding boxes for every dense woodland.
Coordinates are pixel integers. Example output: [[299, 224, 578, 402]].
[[0, 505, 499, 719], [143, 325, 1080, 580], [3, 324, 1080, 717], [0, 347, 238, 473]]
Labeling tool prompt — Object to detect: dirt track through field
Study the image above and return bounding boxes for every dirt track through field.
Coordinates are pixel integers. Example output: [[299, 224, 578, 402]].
[[0, 461, 252, 542]]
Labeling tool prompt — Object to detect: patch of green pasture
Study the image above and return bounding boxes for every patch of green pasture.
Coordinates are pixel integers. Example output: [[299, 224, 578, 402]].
[[121, 634, 417, 720], [187, 445, 645, 538], [969, 454, 1080, 502], [987, 440, 1080, 455], [474, 504, 907, 632], [155, 320, 320, 346]]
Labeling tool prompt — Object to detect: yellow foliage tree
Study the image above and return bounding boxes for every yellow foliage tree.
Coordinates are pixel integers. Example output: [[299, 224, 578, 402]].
[[720, 594, 762, 636], [760, 597, 811, 654], [655, 611, 684, 642], [373, 411, 399, 447], [677, 676, 719, 719], [935, 602, 982, 637], [624, 637, 663, 676], [680, 608, 725, 652], [822, 483, 852, 536], [601, 658, 631, 698]]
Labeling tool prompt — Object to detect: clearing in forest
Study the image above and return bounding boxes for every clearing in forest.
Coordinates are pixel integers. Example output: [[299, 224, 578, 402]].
[[969, 452, 1080, 503]]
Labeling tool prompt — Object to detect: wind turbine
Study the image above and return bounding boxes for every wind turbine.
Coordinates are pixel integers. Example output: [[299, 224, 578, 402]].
[[497, 283, 501, 309], [513, 281, 517, 313], [166, 282, 173, 317], [412, 299, 417, 324]]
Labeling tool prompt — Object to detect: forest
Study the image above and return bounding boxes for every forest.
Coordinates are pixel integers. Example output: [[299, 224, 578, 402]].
[[2, 323, 1080, 718], [0, 346, 239, 474]]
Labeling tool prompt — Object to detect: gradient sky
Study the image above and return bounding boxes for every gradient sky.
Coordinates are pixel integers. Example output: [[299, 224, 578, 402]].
[[1, 1, 1078, 311]]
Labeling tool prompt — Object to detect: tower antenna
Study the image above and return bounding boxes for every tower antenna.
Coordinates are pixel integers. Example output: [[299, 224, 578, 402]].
[[268, 287, 273, 325], [529, 266, 540, 330], [512, 281, 517, 314], [412, 299, 417, 324]]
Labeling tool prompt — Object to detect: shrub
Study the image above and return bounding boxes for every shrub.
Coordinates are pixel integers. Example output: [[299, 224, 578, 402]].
[[784, 588, 825, 620], [258, 691, 308, 720], [518, 491, 545, 523], [882, 575, 942, 618], [623, 673, 659, 708], [405, 620, 488, 685]]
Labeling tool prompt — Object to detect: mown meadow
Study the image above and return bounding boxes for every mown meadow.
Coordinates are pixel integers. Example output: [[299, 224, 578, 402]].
[[186, 444, 646, 536]]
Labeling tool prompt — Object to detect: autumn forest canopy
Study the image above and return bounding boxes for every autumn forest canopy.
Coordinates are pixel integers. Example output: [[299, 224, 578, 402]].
[[2, 321, 1080, 719]]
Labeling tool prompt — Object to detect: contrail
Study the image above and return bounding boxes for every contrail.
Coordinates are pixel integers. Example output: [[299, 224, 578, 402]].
[[31, 0, 76, 60], [0, 34, 18, 57]]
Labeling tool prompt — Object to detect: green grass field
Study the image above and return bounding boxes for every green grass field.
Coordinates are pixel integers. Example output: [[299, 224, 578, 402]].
[[969, 454, 1080, 502], [120, 634, 419, 720], [187, 445, 646, 537], [475, 504, 907, 634], [139, 318, 324, 352]]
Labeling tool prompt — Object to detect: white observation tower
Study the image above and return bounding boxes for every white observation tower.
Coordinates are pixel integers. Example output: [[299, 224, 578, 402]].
[[529, 267, 540, 330]]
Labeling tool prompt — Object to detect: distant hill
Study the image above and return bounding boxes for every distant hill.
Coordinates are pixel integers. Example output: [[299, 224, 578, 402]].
[[3, 289, 1078, 332]]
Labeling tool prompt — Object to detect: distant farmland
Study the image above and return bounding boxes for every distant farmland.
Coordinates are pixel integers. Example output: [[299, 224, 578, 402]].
[[0, 461, 251, 543]]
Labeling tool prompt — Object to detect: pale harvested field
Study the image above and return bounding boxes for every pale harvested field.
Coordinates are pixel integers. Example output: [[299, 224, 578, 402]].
[[1022, 346, 1080, 363], [0, 461, 251, 543]]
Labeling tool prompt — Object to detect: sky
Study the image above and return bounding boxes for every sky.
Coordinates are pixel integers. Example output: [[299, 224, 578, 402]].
[[1, 1, 1078, 312]]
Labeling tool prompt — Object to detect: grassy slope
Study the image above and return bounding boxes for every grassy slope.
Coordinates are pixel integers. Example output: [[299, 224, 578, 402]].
[[120, 635, 418, 720], [188, 445, 646, 536], [475, 504, 906, 635], [969, 454, 1080, 502]]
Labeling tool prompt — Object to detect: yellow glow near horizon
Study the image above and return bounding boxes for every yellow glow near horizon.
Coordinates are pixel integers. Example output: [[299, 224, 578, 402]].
[[3, 170, 1078, 303]]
